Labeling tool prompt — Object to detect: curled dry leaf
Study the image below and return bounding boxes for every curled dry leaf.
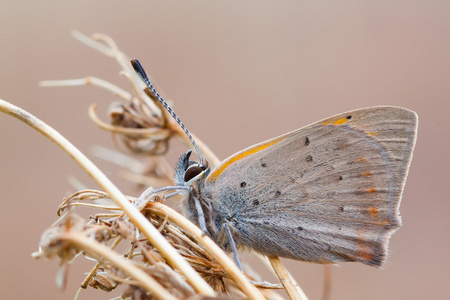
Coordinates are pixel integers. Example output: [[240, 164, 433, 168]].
[[88, 269, 117, 292]]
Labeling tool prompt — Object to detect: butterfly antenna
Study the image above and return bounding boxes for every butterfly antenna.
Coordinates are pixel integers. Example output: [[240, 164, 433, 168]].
[[131, 59, 205, 168]]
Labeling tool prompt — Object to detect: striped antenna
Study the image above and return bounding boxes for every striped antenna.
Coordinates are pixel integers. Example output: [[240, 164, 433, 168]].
[[131, 59, 205, 168]]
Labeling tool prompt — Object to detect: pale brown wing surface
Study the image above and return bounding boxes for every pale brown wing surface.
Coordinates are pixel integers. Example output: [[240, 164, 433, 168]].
[[204, 106, 417, 266]]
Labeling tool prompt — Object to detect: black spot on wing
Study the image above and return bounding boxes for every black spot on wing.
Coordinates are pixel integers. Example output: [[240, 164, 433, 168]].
[[260, 159, 267, 168], [305, 136, 310, 146]]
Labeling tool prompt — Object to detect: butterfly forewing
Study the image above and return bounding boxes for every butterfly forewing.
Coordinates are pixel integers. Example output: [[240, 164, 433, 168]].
[[204, 106, 417, 266]]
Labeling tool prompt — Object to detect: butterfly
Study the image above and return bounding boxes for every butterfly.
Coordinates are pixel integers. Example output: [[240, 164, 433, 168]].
[[132, 59, 418, 267]]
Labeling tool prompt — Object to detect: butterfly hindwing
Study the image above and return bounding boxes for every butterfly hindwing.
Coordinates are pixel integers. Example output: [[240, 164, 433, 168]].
[[204, 106, 417, 266]]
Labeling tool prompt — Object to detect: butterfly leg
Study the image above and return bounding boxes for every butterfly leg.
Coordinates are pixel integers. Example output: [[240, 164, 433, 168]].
[[223, 223, 283, 288], [194, 196, 208, 234], [223, 223, 244, 272]]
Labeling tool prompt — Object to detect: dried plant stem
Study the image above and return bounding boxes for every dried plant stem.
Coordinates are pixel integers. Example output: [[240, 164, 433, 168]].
[[269, 257, 308, 300], [88, 105, 171, 139], [72, 30, 162, 116], [71, 30, 116, 58], [80, 236, 123, 289], [147, 202, 265, 300], [0, 99, 215, 297], [40, 77, 133, 102], [61, 232, 176, 300]]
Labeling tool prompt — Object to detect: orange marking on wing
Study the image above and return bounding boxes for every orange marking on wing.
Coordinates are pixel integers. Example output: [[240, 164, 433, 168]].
[[367, 187, 376, 193], [361, 251, 373, 261], [358, 230, 374, 261], [380, 219, 391, 226], [368, 206, 379, 216], [322, 117, 348, 125], [363, 170, 371, 177], [367, 132, 376, 136], [207, 138, 285, 182], [359, 157, 366, 162]]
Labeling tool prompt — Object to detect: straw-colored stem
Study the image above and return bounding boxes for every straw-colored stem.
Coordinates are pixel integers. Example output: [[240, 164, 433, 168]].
[[80, 236, 123, 289], [62, 232, 176, 300], [39, 77, 133, 102], [269, 257, 308, 300], [148, 202, 265, 300], [83, 31, 162, 117], [0, 99, 215, 297], [88, 104, 171, 139]]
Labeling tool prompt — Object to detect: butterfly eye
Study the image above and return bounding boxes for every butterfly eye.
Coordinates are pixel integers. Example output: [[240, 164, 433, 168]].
[[184, 164, 203, 182]]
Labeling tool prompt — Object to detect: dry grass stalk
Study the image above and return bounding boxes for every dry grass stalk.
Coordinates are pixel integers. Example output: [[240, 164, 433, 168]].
[[0, 31, 309, 300]]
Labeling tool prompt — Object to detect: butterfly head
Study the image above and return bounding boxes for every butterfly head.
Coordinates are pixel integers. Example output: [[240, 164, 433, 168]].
[[175, 150, 209, 187]]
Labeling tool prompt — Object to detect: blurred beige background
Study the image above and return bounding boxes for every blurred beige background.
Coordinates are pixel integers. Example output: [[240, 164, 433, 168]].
[[1, 1, 449, 299]]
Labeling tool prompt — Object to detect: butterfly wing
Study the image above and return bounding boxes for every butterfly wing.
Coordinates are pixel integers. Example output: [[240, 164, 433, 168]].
[[204, 106, 417, 266]]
